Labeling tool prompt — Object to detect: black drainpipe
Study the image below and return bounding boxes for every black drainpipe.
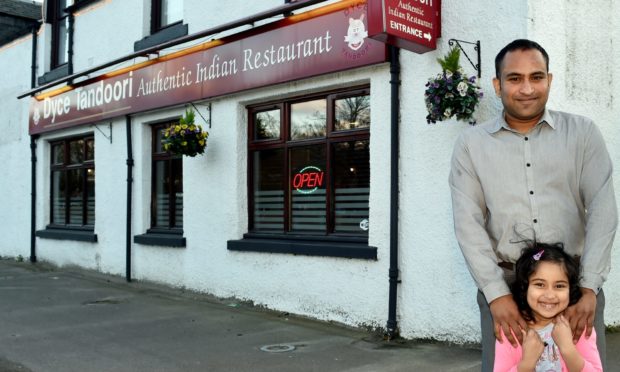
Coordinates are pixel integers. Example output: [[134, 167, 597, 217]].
[[386, 45, 401, 340], [29, 24, 39, 263], [67, 14, 74, 77], [125, 116, 133, 282]]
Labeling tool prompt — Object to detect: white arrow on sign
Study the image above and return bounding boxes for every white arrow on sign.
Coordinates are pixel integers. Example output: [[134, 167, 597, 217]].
[[424, 32, 432, 42]]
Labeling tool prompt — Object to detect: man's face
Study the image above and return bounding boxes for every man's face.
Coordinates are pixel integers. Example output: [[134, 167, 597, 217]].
[[493, 49, 552, 126]]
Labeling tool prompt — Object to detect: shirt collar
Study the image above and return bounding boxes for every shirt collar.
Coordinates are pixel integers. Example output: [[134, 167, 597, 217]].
[[485, 109, 555, 134]]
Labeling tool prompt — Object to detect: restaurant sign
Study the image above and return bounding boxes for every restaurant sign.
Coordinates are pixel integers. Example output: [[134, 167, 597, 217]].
[[29, 1, 387, 135], [367, 0, 441, 53]]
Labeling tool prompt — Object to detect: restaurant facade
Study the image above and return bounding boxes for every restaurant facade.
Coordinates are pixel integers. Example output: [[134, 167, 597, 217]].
[[1, 0, 619, 343]]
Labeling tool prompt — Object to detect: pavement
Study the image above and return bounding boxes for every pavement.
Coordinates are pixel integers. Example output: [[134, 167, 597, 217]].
[[0, 259, 618, 372]]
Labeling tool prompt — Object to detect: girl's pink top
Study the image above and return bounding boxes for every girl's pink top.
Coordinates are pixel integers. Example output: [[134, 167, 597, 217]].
[[493, 328, 602, 372]]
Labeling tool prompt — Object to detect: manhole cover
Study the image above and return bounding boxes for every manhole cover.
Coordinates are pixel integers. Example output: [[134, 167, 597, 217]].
[[260, 344, 296, 353]]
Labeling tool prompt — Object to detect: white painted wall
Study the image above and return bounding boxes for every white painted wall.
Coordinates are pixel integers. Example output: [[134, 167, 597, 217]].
[[0, 0, 618, 344], [0, 34, 33, 260]]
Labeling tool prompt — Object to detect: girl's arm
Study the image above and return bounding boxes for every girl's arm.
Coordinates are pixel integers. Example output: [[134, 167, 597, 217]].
[[574, 328, 603, 372], [494, 329, 543, 372], [553, 315, 598, 372]]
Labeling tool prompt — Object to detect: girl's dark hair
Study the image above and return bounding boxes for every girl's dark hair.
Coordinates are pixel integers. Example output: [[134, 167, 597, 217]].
[[511, 242, 582, 322]]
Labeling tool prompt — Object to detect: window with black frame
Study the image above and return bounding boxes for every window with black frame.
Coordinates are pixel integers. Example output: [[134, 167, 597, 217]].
[[151, 0, 183, 33], [151, 123, 183, 232], [50, 135, 95, 227], [248, 87, 370, 237], [47, 0, 70, 69]]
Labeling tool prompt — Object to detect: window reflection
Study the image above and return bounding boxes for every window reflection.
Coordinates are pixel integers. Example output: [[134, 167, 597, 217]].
[[335, 95, 370, 131], [255, 109, 280, 140], [291, 99, 326, 140]]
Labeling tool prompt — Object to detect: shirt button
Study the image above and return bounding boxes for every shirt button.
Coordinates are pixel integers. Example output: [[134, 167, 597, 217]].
[[530, 191, 534, 195], [526, 163, 531, 167], [525, 137, 529, 141], [533, 219, 538, 223]]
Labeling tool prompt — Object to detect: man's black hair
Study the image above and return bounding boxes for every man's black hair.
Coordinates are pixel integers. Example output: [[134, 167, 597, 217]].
[[495, 39, 549, 78]]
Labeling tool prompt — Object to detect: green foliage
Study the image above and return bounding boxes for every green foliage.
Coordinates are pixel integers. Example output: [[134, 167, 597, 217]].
[[437, 47, 461, 73]]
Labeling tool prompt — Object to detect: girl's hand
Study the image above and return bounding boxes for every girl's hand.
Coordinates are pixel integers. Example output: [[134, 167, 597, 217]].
[[518, 329, 544, 371], [552, 314, 574, 350], [552, 315, 586, 371]]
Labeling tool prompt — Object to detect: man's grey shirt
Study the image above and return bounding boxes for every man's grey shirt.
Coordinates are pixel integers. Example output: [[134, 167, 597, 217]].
[[449, 109, 618, 303]]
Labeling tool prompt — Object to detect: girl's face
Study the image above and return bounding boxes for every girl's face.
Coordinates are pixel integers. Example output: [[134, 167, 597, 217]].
[[526, 261, 570, 325]]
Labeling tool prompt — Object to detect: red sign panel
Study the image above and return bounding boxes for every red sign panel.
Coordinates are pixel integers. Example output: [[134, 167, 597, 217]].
[[29, 2, 387, 135], [367, 0, 441, 54]]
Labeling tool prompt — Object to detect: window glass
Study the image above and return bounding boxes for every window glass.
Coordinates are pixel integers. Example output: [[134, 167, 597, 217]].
[[255, 109, 280, 140], [289, 145, 326, 233], [86, 168, 95, 225], [151, 123, 183, 230], [252, 149, 284, 232], [248, 88, 369, 237], [85, 138, 94, 160], [160, 0, 183, 27], [69, 139, 84, 164], [52, 144, 64, 165], [333, 140, 370, 235], [51, 171, 65, 224], [57, 17, 69, 65], [153, 160, 170, 228], [290, 99, 326, 140], [50, 135, 94, 227], [335, 94, 370, 131], [67, 169, 84, 225]]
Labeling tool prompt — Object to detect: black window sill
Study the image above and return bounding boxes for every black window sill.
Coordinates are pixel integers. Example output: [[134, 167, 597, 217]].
[[134, 232, 186, 247], [134, 23, 188, 52], [227, 235, 377, 260], [36, 227, 97, 242], [38, 64, 69, 85]]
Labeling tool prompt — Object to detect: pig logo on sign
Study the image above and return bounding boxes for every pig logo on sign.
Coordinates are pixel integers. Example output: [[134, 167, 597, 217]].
[[344, 14, 368, 51]]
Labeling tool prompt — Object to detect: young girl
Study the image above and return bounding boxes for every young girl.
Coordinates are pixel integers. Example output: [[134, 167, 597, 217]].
[[493, 243, 602, 372]]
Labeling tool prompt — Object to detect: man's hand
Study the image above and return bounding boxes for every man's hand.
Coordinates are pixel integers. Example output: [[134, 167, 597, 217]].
[[489, 294, 528, 347], [564, 288, 597, 344]]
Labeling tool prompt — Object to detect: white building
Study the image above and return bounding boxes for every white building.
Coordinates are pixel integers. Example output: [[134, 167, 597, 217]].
[[1, 0, 619, 344]]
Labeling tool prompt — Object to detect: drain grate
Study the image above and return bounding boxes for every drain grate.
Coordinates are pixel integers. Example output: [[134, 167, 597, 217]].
[[259, 344, 296, 353]]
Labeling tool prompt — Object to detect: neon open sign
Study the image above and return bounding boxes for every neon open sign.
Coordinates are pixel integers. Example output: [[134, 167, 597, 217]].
[[292, 166, 324, 194]]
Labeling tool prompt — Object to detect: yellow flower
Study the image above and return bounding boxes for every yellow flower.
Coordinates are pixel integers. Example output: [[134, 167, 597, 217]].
[[181, 141, 187, 146], [181, 124, 188, 130], [198, 140, 205, 146], [189, 125, 196, 131], [163, 144, 169, 150], [174, 125, 181, 133]]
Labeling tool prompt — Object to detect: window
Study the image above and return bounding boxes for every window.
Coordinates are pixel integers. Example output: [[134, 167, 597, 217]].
[[151, 0, 183, 33], [48, 0, 70, 68], [248, 87, 370, 238], [50, 135, 95, 227], [151, 123, 183, 231]]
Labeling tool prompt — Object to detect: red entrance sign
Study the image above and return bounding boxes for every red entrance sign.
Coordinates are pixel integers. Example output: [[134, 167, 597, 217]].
[[367, 0, 441, 54]]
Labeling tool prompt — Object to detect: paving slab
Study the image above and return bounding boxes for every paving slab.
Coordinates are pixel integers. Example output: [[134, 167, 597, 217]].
[[0, 259, 618, 372]]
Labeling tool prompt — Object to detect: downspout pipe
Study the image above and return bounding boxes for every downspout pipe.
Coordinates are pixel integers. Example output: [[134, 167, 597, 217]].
[[30, 23, 40, 264], [30, 135, 38, 263], [386, 45, 401, 340], [125, 115, 134, 282]]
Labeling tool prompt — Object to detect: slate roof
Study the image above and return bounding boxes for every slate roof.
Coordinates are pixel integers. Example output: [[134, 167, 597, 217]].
[[0, 0, 42, 21]]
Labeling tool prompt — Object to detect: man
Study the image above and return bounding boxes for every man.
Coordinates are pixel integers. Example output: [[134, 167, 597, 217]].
[[449, 39, 617, 371]]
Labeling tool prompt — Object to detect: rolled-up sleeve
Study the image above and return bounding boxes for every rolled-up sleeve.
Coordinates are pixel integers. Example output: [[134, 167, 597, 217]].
[[449, 132, 510, 303], [579, 123, 618, 293]]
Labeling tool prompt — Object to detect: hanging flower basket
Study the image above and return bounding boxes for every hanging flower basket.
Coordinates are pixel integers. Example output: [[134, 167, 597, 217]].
[[425, 47, 483, 125], [162, 108, 208, 157]]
